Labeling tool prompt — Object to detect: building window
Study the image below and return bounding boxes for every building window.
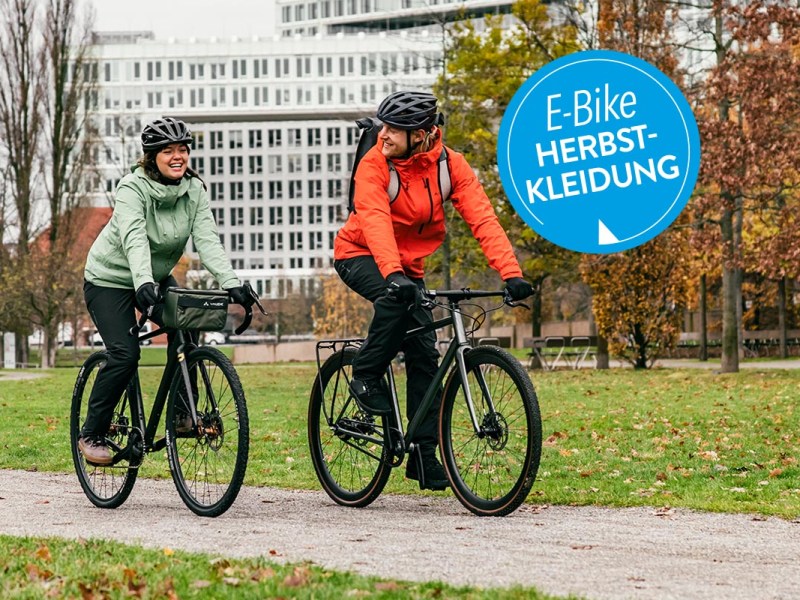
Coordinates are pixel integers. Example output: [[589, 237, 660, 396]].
[[268, 155, 282, 174], [288, 154, 302, 173], [327, 127, 341, 146], [270, 232, 284, 251], [307, 128, 321, 146], [211, 207, 224, 225], [210, 130, 223, 149], [250, 232, 264, 251], [251, 207, 264, 226], [230, 182, 244, 200], [231, 233, 244, 252], [269, 206, 283, 225], [229, 130, 243, 149], [210, 156, 224, 175], [268, 129, 282, 147], [307, 154, 321, 172], [248, 130, 262, 148], [308, 204, 322, 224], [309, 230, 323, 250], [288, 180, 303, 199], [289, 231, 304, 251], [230, 207, 244, 226], [191, 156, 205, 174], [287, 128, 301, 147], [249, 181, 263, 200], [327, 179, 343, 198], [269, 181, 283, 199], [210, 182, 224, 201], [308, 180, 322, 198], [289, 205, 303, 225], [249, 155, 263, 174], [327, 153, 342, 172], [229, 156, 244, 175]]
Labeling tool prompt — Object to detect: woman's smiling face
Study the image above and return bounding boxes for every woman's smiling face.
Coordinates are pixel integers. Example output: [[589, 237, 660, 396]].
[[155, 143, 190, 180]]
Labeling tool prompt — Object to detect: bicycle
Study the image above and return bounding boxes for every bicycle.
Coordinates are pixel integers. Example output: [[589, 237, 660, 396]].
[[308, 289, 542, 517], [70, 285, 265, 517]]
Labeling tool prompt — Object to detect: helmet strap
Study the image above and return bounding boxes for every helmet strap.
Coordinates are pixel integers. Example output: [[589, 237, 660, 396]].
[[403, 130, 424, 159]]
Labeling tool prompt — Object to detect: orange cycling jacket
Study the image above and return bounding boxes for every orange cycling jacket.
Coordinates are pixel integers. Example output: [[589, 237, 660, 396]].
[[334, 132, 523, 281]]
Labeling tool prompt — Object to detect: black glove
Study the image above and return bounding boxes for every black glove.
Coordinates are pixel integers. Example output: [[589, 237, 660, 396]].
[[135, 282, 159, 312], [504, 277, 534, 301], [386, 272, 422, 308], [227, 284, 255, 308]]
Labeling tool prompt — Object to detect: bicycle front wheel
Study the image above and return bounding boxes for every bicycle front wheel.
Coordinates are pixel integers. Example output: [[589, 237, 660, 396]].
[[440, 346, 542, 516], [70, 352, 141, 509], [166, 347, 249, 517], [308, 347, 392, 507]]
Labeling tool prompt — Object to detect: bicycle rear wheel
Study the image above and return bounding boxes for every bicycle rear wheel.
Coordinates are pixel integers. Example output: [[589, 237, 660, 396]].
[[308, 347, 392, 507], [166, 347, 249, 517], [440, 346, 542, 516], [70, 352, 141, 509]]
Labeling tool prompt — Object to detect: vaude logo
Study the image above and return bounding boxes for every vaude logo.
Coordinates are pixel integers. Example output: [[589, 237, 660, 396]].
[[203, 300, 225, 308]]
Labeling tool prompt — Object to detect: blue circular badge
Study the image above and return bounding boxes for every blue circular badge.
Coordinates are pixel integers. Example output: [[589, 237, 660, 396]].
[[498, 50, 700, 254]]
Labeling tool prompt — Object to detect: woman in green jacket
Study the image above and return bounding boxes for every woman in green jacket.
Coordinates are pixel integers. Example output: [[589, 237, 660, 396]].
[[79, 117, 253, 466]]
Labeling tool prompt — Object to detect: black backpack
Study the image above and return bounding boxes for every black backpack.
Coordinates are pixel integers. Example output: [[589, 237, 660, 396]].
[[347, 117, 451, 213]]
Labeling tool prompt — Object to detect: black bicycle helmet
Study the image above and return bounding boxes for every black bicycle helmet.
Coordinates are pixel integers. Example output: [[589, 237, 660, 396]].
[[377, 91, 440, 131], [141, 117, 193, 153]]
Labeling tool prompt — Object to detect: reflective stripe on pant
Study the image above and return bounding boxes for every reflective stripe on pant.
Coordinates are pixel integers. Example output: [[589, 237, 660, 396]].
[[334, 256, 441, 446]]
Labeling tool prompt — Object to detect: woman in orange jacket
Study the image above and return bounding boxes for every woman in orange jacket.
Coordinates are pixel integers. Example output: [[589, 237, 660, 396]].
[[334, 90, 533, 490]]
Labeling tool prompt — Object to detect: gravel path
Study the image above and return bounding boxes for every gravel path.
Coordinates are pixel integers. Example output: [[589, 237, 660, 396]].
[[1, 469, 798, 599]]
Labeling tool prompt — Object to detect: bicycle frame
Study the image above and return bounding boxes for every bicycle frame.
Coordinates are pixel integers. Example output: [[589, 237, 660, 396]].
[[110, 328, 207, 463], [317, 290, 507, 459]]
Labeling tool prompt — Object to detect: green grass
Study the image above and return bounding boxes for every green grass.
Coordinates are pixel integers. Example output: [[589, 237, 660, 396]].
[[23, 346, 233, 368], [1, 362, 799, 518], [0, 535, 569, 599]]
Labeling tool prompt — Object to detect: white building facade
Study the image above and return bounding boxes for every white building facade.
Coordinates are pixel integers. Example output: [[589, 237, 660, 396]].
[[91, 1, 516, 299]]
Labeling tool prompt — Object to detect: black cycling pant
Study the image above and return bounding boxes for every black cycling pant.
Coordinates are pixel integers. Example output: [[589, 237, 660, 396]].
[[81, 276, 178, 438], [334, 256, 441, 447]]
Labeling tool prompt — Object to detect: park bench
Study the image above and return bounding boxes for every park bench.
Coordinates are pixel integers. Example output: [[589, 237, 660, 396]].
[[524, 336, 597, 370]]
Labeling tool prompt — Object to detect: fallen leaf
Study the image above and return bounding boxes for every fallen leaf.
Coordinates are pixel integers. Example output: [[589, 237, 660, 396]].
[[250, 567, 275, 581], [571, 545, 593, 550], [34, 545, 52, 561], [163, 547, 175, 556], [191, 580, 212, 589], [283, 566, 311, 587], [769, 468, 783, 478], [654, 506, 673, 517], [374, 581, 402, 591], [222, 577, 241, 586]]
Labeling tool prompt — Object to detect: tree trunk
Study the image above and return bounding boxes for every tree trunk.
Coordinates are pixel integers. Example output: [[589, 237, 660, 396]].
[[596, 335, 610, 369], [778, 277, 787, 359], [720, 207, 739, 373], [42, 326, 57, 368], [699, 274, 708, 361]]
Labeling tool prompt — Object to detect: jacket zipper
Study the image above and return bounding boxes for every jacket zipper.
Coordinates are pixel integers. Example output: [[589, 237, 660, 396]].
[[418, 178, 434, 234]]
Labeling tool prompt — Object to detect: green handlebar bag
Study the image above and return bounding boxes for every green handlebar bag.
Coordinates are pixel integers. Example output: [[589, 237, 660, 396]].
[[163, 288, 229, 331]]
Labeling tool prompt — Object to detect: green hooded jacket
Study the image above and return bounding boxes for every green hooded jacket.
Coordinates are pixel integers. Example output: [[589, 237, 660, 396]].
[[84, 167, 239, 291]]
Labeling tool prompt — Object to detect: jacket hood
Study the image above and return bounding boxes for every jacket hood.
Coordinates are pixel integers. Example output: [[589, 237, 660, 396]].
[[132, 166, 191, 208]]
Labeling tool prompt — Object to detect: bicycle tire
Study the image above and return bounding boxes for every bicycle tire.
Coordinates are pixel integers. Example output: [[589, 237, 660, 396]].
[[308, 347, 392, 507], [165, 347, 249, 517], [440, 346, 542, 516], [70, 351, 140, 509]]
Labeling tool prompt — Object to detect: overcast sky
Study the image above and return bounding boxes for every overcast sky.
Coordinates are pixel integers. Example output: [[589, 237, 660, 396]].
[[91, 0, 277, 39]]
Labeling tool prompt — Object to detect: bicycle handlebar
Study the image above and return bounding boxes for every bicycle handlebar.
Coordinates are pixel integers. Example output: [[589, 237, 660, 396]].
[[233, 283, 267, 335], [424, 288, 522, 304]]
